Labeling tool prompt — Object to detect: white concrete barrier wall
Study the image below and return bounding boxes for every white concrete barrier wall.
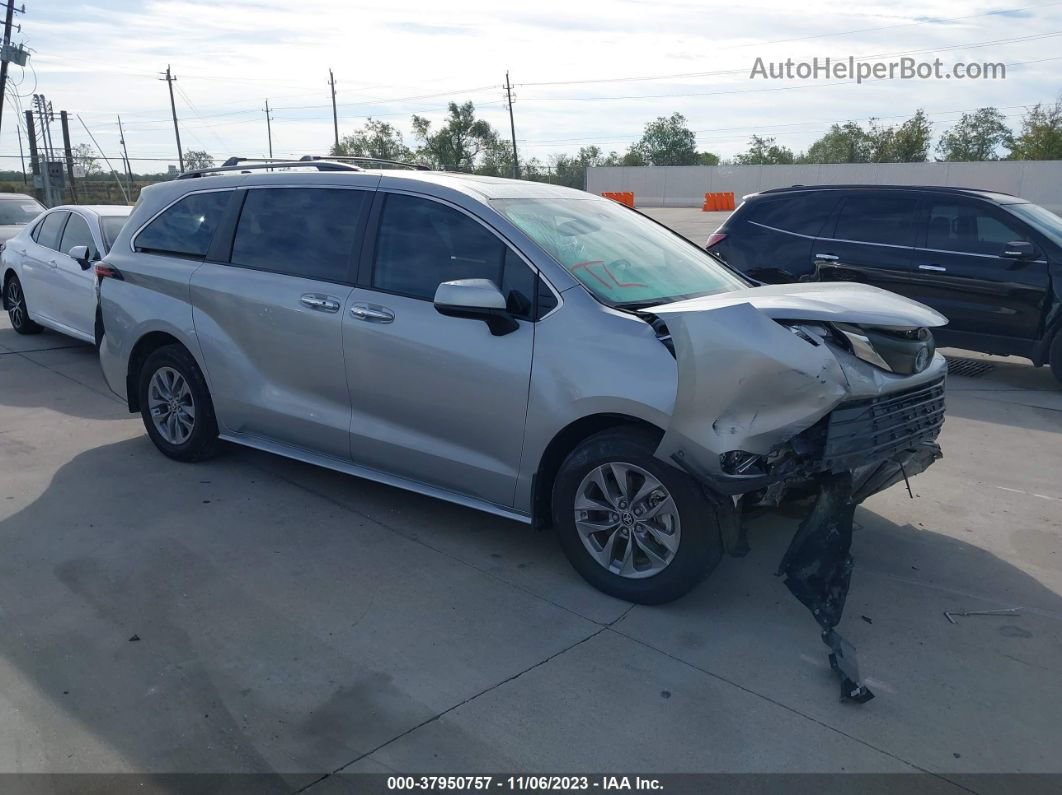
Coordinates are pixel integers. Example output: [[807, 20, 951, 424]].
[[586, 162, 1062, 213]]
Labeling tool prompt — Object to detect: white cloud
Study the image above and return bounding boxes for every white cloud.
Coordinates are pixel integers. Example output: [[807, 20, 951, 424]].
[[3, 0, 1059, 172]]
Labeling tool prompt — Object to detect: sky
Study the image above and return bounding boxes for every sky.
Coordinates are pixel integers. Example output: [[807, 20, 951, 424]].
[[3, 0, 1061, 174]]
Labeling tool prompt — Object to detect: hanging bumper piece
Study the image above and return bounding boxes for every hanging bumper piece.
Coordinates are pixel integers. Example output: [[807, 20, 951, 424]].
[[776, 472, 875, 704]]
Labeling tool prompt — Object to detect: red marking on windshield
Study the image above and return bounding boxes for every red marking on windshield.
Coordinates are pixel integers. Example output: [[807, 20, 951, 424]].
[[569, 260, 611, 288], [601, 264, 646, 289]]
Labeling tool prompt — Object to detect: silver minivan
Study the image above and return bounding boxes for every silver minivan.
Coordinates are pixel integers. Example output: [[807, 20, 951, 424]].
[[96, 159, 946, 695]]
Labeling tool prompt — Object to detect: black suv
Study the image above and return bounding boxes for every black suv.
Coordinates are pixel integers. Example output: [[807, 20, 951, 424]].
[[706, 185, 1062, 380]]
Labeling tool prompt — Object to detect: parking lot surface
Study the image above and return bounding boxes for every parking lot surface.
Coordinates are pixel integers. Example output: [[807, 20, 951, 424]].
[[1, 209, 1061, 788]]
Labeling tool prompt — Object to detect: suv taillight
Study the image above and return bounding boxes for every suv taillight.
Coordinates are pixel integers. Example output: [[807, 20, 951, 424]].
[[95, 263, 123, 281], [706, 232, 727, 249]]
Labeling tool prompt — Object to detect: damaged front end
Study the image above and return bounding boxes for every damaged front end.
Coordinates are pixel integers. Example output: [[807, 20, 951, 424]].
[[646, 283, 948, 703]]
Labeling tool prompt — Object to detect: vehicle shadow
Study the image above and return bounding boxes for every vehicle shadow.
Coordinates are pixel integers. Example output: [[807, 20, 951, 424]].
[[0, 326, 128, 422], [2, 438, 1061, 775]]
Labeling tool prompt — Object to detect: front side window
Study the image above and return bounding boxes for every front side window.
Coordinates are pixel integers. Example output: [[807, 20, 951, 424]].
[[834, 194, 918, 246], [34, 211, 69, 251], [59, 214, 99, 261], [373, 193, 536, 315], [230, 188, 368, 282], [135, 191, 231, 259], [926, 202, 1024, 256], [492, 197, 746, 307], [1008, 202, 1062, 249]]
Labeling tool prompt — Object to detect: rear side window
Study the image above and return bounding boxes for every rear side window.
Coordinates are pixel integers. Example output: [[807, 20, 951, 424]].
[[926, 202, 1025, 256], [59, 214, 99, 261], [745, 194, 838, 236], [229, 188, 368, 282], [135, 191, 231, 259], [100, 216, 128, 252], [34, 211, 69, 251], [372, 193, 536, 316], [834, 194, 918, 246]]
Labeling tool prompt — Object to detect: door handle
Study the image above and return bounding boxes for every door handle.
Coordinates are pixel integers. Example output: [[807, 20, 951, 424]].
[[918, 264, 947, 272], [350, 302, 395, 323], [299, 294, 340, 312], [814, 253, 839, 261]]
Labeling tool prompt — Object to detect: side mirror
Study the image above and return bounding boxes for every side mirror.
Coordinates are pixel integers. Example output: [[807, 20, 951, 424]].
[[433, 278, 518, 336], [68, 245, 91, 270], [1002, 240, 1039, 261]]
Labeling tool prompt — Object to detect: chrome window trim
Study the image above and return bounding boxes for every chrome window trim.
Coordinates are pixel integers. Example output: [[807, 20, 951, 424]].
[[371, 187, 563, 321], [749, 220, 1048, 264]]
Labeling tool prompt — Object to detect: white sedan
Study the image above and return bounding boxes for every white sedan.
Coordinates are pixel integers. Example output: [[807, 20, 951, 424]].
[[2, 204, 132, 342]]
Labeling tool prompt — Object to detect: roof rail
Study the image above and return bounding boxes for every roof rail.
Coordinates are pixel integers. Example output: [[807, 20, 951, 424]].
[[759, 183, 1017, 198], [175, 157, 363, 179], [299, 154, 430, 171]]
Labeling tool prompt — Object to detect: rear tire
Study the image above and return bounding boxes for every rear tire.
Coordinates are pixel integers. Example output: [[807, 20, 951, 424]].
[[1050, 332, 1062, 384], [552, 427, 724, 605], [137, 344, 221, 462], [5, 274, 43, 335]]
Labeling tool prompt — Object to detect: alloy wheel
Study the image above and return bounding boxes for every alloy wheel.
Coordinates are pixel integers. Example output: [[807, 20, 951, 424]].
[[7, 279, 26, 330], [573, 461, 682, 579], [147, 366, 196, 445]]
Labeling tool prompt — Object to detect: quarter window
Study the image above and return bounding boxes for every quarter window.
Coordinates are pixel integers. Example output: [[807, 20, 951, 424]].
[[230, 188, 368, 282], [834, 195, 918, 246], [59, 214, 98, 261], [34, 212, 69, 251], [926, 203, 1024, 256], [135, 191, 231, 259], [373, 193, 535, 316]]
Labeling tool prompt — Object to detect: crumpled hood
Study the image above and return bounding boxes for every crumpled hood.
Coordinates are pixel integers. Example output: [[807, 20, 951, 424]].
[[648, 282, 948, 482], [649, 282, 948, 329]]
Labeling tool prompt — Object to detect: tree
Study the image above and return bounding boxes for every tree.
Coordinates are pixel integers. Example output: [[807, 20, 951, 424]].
[[72, 143, 102, 175], [936, 108, 1012, 161], [887, 110, 932, 162], [799, 111, 931, 163], [1008, 97, 1062, 160], [332, 118, 412, 162], [800, 122, 872, 164], [411, 101, 495, 171], [182, 150, 215, 170], [630, 112, 698, 165], [697, 151, 720, 166], [733, 135, 794, 165]]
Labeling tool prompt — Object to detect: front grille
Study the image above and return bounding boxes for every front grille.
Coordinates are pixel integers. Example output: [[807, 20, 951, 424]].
[[822, 377, 946, 471]]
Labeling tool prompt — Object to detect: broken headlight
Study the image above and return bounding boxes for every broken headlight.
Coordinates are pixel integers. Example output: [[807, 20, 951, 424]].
[[834, 323, 935, 375]]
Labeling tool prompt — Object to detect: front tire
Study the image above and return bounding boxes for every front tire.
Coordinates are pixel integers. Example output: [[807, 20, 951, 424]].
[[552, 427, 724, 604], [5, 274, 43, 335], [137, 344, 221, 462]]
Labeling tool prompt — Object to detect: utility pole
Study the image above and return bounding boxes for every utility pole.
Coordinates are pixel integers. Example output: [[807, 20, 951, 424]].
[[16, 122, 25, 183], [32, 94, 53, 206], [263, 99, 273, 159], [0, 0, 22, 141], [504, 71, 519, 179], [118, 115, 134, 196], [160, 65, 183, 171], [60, 110, 77, 204], [328, 68, 338, 150]]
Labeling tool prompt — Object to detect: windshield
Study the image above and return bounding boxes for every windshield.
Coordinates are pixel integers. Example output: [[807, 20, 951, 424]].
[[492, 197, 747, 306], [100, 214, 130, 252], [1007, 202, 1062, 249], [0, 198, 45, 226]]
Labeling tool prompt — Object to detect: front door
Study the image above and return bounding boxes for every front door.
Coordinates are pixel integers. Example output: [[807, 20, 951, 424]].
[[190, 186, 371, 459], [908, 199, 1049, 339], [344, 192, 536, 508], [52, 212, 101, 338]]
